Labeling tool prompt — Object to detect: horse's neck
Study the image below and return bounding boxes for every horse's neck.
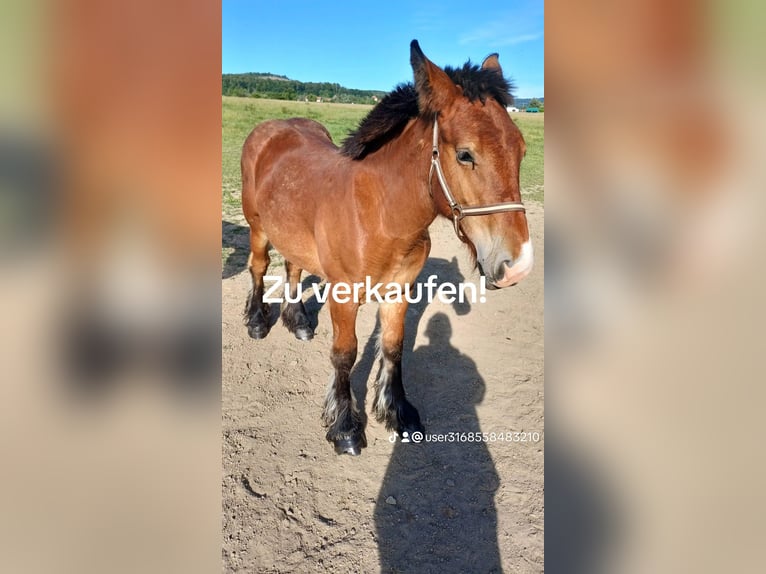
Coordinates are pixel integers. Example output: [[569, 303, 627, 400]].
[[360, 120, 437, 234]]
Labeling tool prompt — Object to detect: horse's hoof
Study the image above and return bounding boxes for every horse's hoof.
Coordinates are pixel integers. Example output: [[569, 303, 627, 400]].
[[333, 435, 366, 456], [247, 324, 270, 339], [294, 327, 314, 341]]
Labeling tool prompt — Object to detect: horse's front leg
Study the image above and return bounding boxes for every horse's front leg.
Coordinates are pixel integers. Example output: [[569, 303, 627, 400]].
[[373, 300, 425, 437], [323, 300, 366, 455]]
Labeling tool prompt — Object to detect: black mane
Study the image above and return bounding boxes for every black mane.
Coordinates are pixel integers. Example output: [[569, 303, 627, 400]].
[[340, 61, 514, 160]]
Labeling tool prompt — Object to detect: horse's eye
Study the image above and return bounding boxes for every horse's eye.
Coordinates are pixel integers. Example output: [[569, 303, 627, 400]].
[[456, 149, 475, 165]]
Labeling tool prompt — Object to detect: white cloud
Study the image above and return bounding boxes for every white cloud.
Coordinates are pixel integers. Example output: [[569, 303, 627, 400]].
[[495, 32, 543, 46], [458, 4, 543, 48], [460, 28, 542, 47]]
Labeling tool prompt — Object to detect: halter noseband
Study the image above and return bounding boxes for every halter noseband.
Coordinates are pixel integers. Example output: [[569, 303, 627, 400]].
[[428, 116, 526, 240]]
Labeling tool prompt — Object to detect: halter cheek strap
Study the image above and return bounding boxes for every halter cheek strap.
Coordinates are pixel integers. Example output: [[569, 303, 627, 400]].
[[428, 116, 526, 240]]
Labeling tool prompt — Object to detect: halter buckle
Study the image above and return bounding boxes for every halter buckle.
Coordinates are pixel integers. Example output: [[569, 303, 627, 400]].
[[452, 214, 464, 239]]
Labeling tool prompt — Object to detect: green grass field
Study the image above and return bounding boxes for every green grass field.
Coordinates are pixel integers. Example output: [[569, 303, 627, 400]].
[[511, 112, 544, 202], [222, 97, 543, 272]]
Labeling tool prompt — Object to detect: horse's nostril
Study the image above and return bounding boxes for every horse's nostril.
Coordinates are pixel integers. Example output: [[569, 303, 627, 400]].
[[497, 260, 512, 280]]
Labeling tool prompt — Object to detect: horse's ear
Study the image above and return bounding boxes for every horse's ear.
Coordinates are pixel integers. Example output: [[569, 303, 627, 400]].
[[410, 40, 459, 114], [481, 53, 502, 73]]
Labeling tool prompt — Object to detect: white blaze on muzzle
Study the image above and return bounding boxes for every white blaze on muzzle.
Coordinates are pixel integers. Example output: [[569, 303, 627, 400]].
[[494, 240, 534, 287]]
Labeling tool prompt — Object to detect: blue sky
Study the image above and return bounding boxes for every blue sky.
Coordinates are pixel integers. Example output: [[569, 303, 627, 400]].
[[222, 1, 544, 98]]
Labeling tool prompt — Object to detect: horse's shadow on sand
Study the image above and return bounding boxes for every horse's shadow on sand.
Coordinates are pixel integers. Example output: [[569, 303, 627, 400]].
[[222, 220, 250, 279], [376, 312, 502, 573], [346, 257, 503, 573]]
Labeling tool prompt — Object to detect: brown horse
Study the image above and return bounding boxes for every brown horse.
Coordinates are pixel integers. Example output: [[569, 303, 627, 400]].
[[241, 40, 533, 455]]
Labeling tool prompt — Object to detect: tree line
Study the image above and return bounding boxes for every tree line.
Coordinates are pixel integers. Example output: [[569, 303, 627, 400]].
[[515, 97, 544, 110], [222, 73, 386, 104]]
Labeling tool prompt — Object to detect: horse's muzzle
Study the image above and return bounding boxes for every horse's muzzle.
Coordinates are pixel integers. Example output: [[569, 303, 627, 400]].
[[490, 240, 534, 289]]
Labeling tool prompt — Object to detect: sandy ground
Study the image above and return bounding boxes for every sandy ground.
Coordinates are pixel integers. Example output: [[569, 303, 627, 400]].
[[222, 203, 544, 573]]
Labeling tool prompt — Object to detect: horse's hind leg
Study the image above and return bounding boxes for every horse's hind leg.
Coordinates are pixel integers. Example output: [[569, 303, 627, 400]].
[[372, 301, 425, 436], [323, 300, 366, 455], [244, 219, 272, 339], [281, 260, 314, 341]]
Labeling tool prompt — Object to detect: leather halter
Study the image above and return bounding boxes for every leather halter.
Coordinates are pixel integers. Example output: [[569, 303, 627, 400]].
[[428, 116, 526, 240]]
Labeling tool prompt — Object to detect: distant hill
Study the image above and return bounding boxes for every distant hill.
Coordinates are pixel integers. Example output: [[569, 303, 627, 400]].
[[222, 72, 386, 104]]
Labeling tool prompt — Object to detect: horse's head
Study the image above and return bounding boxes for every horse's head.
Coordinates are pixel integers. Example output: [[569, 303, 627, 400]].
[[411, 40, 533, 289]]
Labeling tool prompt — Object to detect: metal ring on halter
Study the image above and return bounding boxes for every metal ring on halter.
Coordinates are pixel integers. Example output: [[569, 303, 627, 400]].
[[452, 211, 464, 238], [428, 115, 526, 240]]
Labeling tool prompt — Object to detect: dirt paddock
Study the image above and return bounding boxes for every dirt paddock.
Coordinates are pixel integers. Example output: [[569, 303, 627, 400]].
[[222, 203, 544, 573]]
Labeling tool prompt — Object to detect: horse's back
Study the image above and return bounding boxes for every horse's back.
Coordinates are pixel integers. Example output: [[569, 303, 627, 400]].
[[242, 118, 334, 169], [243, 118, 329, 212], [241, 118, 343, 276]]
